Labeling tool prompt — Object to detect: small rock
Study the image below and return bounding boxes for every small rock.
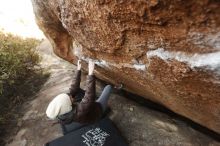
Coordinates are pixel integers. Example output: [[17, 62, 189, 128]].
[[20, 139, 27, 146], [17, 121, 22, 127], [153, 120, 178, 132], [17, 129, 27, 138], [129, 107, 134, 112]]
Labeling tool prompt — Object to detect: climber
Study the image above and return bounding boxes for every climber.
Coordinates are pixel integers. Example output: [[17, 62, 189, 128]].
[[46, 60, 115, 125]]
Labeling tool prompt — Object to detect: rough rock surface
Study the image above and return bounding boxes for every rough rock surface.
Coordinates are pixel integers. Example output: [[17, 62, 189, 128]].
[[6, 40, 220, 146], [31, 0, 220, 133]]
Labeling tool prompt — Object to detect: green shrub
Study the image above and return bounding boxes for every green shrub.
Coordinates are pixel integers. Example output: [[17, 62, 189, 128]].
[[0, 32, 49, 143], [0, 32, 41, 96]]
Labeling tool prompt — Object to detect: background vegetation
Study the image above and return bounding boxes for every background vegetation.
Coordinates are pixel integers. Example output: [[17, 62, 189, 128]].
[[0, 31, 49, 144]]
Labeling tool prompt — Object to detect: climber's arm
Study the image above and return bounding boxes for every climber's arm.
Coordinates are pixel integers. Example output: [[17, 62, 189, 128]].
[[81, 60, 96, 103], [68, 60, 82, 98], [77, 60, 96, 118]]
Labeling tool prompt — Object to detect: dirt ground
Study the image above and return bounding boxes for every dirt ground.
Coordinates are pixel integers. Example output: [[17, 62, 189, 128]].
[[5, 40, 220, 146]]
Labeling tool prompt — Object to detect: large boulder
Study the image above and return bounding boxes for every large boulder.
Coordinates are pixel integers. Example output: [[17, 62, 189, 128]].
[[31, 0, 220, 133]]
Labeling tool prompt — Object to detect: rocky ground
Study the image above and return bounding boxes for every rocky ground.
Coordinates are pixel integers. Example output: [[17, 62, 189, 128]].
[[6, 40, 220, 146]]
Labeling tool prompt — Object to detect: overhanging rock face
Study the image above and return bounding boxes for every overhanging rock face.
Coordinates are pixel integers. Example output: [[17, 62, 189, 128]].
[[31, 0, 220, 133]]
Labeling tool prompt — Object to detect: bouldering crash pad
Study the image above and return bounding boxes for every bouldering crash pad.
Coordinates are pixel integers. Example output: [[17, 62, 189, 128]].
[[45, 118, 128, 146]]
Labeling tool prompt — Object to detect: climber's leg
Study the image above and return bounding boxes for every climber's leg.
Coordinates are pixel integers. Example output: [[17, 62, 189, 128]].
[[96, 85, 112, 112]]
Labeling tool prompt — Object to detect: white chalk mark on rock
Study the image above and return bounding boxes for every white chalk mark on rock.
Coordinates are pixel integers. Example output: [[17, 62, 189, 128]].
[[80, 56, 146, 71], [146, 48, 220, 75], [133, 64, 146, 70], [95, 60, 109, 68], [73, 42, 146, 71]]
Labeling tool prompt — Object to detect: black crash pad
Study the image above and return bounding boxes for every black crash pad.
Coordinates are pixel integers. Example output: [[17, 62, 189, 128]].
[[60, 121, 87, 135], [45, 118, 128, 146]]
